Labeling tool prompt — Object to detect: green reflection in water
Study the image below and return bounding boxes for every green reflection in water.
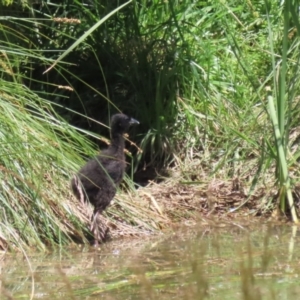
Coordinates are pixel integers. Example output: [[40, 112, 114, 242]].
[[1, 224, 300, 299]]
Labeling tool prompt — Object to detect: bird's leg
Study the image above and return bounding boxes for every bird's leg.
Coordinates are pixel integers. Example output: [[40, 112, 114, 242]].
[[98, 214, 109, 242], [90, 209, 110, 246], [90, 209, 107, 246]]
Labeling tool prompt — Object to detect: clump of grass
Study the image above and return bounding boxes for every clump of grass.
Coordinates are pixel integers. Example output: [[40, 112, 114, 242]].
[[0, 82, 96, 250], [264, 1, 299, 221]]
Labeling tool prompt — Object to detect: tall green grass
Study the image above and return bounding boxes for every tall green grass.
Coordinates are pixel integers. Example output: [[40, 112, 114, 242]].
[[0, 82, 97, 249], [0, 9, 99, 248], [265, 0, 299, 221]]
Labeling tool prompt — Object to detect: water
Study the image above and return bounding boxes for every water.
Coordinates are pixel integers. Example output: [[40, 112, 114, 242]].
[[1, 223, 300, 299]]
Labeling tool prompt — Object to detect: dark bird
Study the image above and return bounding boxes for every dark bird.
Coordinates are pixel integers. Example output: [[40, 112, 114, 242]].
[[71, 113, 139, 245]]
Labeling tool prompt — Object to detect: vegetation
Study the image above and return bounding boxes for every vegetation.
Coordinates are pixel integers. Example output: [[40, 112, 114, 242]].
[[0, 0, 300, 249]]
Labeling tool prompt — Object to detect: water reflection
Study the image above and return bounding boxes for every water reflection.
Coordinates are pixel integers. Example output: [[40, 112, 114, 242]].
[[1, 223, 300, 299]]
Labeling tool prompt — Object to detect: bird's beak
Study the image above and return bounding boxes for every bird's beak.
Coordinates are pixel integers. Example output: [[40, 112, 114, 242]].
[[129, 117, 139, 125]]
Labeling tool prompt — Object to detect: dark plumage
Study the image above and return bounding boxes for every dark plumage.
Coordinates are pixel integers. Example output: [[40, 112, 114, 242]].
[[71, 113, 139, 244]]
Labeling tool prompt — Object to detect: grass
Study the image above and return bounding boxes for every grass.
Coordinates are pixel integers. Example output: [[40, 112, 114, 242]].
[[0, 0, 300, 250], [0, 84, 95, 250]]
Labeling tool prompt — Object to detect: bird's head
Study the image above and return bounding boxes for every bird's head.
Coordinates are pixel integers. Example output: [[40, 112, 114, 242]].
[[111, 113, 139, 135]]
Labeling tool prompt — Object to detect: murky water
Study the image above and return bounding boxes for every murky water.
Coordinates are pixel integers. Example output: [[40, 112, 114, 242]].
[[1, 223, 300, 299]]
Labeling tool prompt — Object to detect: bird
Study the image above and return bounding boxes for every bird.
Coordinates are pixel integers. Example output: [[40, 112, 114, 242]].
[[71, 113, 139, 245]]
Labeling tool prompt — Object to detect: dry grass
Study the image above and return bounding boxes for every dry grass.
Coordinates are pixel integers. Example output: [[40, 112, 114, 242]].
[[60, 161, 293, 244]]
